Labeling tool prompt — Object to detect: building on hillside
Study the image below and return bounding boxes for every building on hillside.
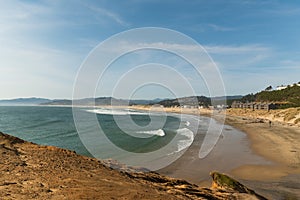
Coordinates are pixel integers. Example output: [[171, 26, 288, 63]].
[[152, 104, 164, 108], [216, 104, 228, 109], [231, 101, 278, 111], [276, 83, 300, 90], [181, 105, 198, 109]]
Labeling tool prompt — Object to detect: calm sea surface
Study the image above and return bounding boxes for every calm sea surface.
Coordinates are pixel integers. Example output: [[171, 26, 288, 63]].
[[0, 106, 91, 155], [0, 106, 267, 173], [0, 106, 210, 162]]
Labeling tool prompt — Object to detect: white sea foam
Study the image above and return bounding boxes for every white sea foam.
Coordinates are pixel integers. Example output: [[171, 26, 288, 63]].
[[176, 128, 194, 152], [86, 108, 148, 116], [167, 128, 194, 155], [136, 129, 165, 137], [185, 121, 190, 126]]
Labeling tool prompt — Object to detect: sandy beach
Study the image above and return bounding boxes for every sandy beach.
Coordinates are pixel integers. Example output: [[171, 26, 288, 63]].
[[130, 105, 300, 199], [0, 132, 268, 199], [224, 113, 300, 199], [1, 105, 298, 199]]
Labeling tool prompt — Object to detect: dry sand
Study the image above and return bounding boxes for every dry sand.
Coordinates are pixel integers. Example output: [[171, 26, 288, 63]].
[[225, 113, 300, 178], [130, 105, 300, 199], [224, 111, 300, 199]]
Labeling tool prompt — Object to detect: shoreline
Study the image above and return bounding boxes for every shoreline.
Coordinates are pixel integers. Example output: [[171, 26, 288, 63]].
[[5, 104, 298, 181], [130, 105, 300, 198], [1, 105, 298, 197], [132, 105, 300, 173], [223, 112, 300, 199], [224, 113, 300, 177], [0, 131, 269, 199]]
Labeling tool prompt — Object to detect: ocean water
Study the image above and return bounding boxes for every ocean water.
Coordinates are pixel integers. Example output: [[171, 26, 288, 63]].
[[0, 106, 90, 155], [0, 106, 211, 169], [0, 106, 268, 174]]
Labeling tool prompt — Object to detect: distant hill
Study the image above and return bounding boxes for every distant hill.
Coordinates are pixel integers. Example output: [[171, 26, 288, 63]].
[[211, 95, 243, 101], [237, 84, 300, 108], [158, 96, 211, 107], [42, 97, 166, 106], [156, 95, 244, 107], [256, 84, 300, 107], [41, 97, 128, 106], [129, 98, 166, 105], [0, 96, 246, 107], [0, 98, 51, 105], [211, 95, 243, 106], [40, 99, 72, 106], [42, 96, 242, 107]]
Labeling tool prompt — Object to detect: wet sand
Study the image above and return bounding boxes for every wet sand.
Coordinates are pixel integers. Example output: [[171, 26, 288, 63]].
[[224, 114, 300, 199], [131, 105, 300, 199], [157, 121, 270, 183], [225, 114, 300, 179]]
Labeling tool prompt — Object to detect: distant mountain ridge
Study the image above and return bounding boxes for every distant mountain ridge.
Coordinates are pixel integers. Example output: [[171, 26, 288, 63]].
[[42, 97, 165, 106], [0, 96, 243, 106], [0, 97, 166, 106], [0, 98, 51, 105]]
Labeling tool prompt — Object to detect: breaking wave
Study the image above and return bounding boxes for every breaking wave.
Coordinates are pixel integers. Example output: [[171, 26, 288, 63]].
[[136, 129, 165, 137], [86, 108, 148, 116], [168, 128, 194, 155], [175, 128, 194, 153]]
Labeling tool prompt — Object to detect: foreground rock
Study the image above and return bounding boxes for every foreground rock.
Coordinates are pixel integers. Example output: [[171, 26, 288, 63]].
[[210, 172, 267, 200], [0, 132, 266, 199]]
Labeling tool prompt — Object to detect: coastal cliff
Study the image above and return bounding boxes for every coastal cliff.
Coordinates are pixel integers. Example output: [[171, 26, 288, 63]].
[[0, 132, 266, 199]]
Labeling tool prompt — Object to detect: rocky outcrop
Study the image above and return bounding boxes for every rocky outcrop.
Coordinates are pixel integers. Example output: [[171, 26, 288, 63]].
[[210, 172, 267, 200], [0, 132, 267, 199]]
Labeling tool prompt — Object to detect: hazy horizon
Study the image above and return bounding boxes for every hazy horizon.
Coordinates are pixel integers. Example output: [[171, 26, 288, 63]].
[[0, 94, 243, 101]]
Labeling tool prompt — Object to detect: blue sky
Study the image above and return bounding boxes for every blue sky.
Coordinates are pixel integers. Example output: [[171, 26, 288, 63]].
[[0, 0, 300, 99]]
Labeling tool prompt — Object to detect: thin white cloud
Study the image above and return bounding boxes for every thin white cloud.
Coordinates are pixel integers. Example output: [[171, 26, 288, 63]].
[[204, 44, 270, 55], [0, 1, 72, 36], [84, 4, 128, 26], [236, 1, 300, 16], [0, 0, 49, 20], [235, 0, 275, 6], [0, 0, 131, 98], [78, 40, 272, 74], [1, 0, 296, 99], [95, 41, 271, 59], [274, 60, 300, 70], [207, 24, 236, 32], [0, 37, 82, 99], [204, 44, 272, 70], [77, 38, 102, 49]]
